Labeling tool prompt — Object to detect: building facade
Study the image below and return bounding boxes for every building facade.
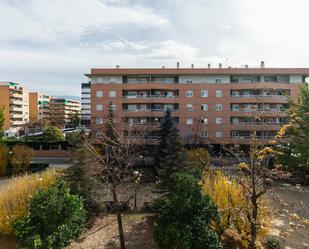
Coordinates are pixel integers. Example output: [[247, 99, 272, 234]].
[[85, 63, 309, 144], [29, 92, 50, 124], [81, 83, 91, 127], [0, 81, 29, 131], [49, 98, 81, 127]]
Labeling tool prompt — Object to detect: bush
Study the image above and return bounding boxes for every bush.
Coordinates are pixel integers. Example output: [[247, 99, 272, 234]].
[[266, 235, 281, 249], [42, 127, 65, 141], [11, 145, 34, 174], [201, 171, 272, 248], [154, 172, 222, 249], [0, 169, 58, 235], [187, 147, 211, 171], [13, 180, 86, 249], [0, 144, 9, 176]]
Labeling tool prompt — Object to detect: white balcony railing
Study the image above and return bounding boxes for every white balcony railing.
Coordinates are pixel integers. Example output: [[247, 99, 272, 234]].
[[230, 122, 285, 126], [231, 94, 287, 98]]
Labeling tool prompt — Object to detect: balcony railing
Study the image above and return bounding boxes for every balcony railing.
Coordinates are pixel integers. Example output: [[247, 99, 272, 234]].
[[230, 135, 276, 139], [122, 95, 179, 99], [230, 109, 286, 112], [231, 94, 287, 98], [230, 122, 286, 126], [123, 109, 179, 112]]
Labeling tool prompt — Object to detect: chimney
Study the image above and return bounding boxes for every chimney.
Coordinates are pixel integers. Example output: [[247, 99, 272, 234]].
[[207, 63, 211, 68], [245, 65, 249, 68], [191, 64, 194, 68], [116, 65, 120, 69], [162, 66, 165, 69], [176, 62, 180, 68], [260, 61, 265, 68], [219, 63, 222, 69]]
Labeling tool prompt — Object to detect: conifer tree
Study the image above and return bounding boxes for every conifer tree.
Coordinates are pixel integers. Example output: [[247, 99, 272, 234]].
[[155, 109, 187, 187]]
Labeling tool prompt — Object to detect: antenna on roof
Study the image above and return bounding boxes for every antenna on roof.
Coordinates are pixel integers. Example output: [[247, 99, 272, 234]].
[[191, 64, 194, 68], [176, 62, 180, 68], [116, 65, 120, 69], [260, 61, 265, 68], [208, 63, 211, 68]]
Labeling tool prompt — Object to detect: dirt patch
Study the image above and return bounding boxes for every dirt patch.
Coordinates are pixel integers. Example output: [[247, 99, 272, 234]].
[[67, 214, 158, 249]]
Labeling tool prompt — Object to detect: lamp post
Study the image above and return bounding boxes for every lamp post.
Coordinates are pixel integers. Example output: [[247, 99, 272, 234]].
[[8, 150, 13, 176], [133, 170, 141, 210]]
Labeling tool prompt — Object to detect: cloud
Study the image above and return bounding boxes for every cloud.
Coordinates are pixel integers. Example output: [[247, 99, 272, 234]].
[[0, 0, 169, 43]]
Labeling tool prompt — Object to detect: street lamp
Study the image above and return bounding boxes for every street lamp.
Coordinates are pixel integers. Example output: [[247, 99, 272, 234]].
[[133, 170, 141, 210], [8, 150, 13, 176]]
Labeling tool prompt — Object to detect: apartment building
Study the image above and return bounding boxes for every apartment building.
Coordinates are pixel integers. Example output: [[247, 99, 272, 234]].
[[85, 63, 309, 144], [29, 92, 50, 124], [81, 83, 91, 127], [49, 98, 81, 127], [0, 81, 29, 132]]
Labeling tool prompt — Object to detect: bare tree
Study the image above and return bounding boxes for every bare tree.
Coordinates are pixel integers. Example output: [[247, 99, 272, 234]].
[[85, 102, 142, 249]]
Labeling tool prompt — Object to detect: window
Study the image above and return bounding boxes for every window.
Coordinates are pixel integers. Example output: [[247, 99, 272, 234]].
[[215, 104, 223, 111], [200, 118, 208, 124], [110, 77, 116, 83], [201, 104, 208, 111], [202, 131, 208, 138], [96, 117, 103, 124], [186, 118, 193, 125], [215, 78, 222, 84], [216, 131, 223, 137], [187, 130, 193, 138], [109, 91, 116, 97], [216, 117, 223, 124], [201, 90, 208, 97], [96, 91, 103, 98], [186, 104, 193, 111], [216, 90, 223, 97], [96, 104, 103, 111], [186, 90, 193, 97]]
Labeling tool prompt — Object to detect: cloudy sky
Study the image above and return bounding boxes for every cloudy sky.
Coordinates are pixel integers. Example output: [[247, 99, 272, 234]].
[[0, 0, 308, 96]]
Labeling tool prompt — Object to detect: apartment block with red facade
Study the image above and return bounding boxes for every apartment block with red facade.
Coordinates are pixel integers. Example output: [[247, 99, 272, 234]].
[[85, 62, 309, 145]]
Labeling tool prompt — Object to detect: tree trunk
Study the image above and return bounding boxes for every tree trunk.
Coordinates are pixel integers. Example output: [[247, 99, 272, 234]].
[[111, 186, 126, 249]]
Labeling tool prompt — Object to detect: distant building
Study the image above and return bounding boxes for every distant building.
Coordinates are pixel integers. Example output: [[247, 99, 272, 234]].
[[81, 83, 91, 127], [29, 92, 50, 124], [0, 81, 29, 132], [49, 98, 81, 127], [85, 62, 309, 145]]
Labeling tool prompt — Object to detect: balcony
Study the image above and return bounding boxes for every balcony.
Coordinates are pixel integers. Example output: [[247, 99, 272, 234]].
[[123, 108, 179, 112], [230, 122, 286, 126], [122, 94, 179, 99], [231, 94, 287, 98], [230, 135, 276, 140], [230, 108, 286, 113]]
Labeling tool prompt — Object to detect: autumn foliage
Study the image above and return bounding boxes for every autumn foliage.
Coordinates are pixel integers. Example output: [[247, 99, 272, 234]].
[[201, 171, 272, 248], [11, 145, 34, 174], [0, 169, 58, 235]]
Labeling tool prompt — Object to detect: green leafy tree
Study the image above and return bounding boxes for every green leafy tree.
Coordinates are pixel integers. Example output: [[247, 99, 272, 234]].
[[155, 109, 187, 187], [275, 84, 309, 180], [42, 126, 65, 141], [13, 180, 86, 249], [69, 113, 81, 128], [154, 172, 222, 249]]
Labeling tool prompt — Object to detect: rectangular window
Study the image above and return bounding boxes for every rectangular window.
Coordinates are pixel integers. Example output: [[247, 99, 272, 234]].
[[186, 104, 193, 111], [216, 131, 223, 137], [215, 104, 223, 111], [96, 104, 103, 111], [216, 117, 223, 124], [96, 91, 103, 98], [96, 117, 103, 124], [201, 90, 208, 97], [202, 131, 208, 137], [186, 90, 193, 97], [109, 91, 116, 98], [187, 130, 193, 138], [186, 118, 193, 125], [201, 104, 208, 111], [200, 118, 208, 124], [216, 90, 223, 97], [110, 77, 116, 83], [215, 78, 222, 84]]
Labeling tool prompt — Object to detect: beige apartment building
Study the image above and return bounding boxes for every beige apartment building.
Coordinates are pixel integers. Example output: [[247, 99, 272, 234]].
[[0, 81, 29, 131], [29, 92, 50, 124], [85, 62, 309, 145], [49, 98, 81, 127]]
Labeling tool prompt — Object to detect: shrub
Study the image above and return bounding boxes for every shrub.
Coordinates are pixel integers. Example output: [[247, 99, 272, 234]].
[[0, 144, 9, 176], [42, 127, 65, 141], [0, 169, 58, 235], [154, 172, 222, 249], [266, 235, 281, 249], [187, 147, 211, 171], [13, 180, 86, 249], [201, 171, 272, 248], [11, 145, 34, 174]]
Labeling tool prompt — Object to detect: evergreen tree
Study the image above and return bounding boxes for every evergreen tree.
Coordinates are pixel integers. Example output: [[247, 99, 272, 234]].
[[275, 84, 309, 180], [155, 109, 187, 187], [154, 172, 222, 249]]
